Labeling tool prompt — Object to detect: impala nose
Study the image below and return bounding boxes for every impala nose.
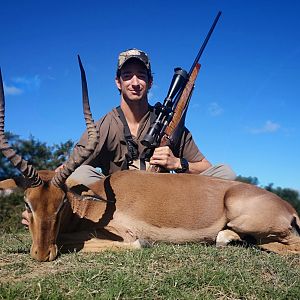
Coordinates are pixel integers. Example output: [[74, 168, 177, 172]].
[[30, 244, 58, 262]]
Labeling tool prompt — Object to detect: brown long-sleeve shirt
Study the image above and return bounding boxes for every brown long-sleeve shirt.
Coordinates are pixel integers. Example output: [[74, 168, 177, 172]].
[[75, 107, 204, 176]]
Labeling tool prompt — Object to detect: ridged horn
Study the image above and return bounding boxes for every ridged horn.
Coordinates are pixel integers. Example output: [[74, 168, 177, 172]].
[[0, 68, 43, 187], [51, 56, 98, 188]]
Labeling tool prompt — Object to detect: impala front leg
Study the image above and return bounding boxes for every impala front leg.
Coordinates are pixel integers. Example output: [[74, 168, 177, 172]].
[[57, 230, 144, 253]]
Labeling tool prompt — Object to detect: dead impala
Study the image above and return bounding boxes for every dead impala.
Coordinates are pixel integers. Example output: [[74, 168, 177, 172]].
[[0, 59, 299, 262]]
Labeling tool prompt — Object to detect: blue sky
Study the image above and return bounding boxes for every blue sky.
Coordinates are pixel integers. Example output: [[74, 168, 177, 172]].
[[1, 0, 299, 191]]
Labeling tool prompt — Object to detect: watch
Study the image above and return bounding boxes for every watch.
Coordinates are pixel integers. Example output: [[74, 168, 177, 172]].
[[175, 158, 189, 173]]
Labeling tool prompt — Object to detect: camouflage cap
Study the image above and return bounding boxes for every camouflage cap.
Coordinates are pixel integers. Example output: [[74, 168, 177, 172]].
[[117, 48, 151, 72]]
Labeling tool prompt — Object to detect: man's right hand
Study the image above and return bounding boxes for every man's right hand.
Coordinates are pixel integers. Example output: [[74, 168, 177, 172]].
[[22, 210, 29, 227], [55, 165, 64, 172]]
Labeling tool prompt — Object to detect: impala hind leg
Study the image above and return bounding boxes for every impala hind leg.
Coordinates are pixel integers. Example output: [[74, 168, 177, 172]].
[[216, 229, 242, 247], [224, 214, 300, 254], [258, 235, 300, 255]]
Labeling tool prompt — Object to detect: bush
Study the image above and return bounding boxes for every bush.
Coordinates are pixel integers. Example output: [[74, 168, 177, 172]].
[[0, 192, 25, 234]]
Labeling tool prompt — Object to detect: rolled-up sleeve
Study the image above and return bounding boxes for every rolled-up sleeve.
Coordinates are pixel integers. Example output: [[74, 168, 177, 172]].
[[178, 128, 205, 162]]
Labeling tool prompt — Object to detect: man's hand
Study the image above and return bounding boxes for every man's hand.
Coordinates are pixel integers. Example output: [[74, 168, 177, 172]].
[[55, 165, 64, 172], [149, 146, 213, 174], [22, 210, 29, 227], [149, 146, 181, 171]]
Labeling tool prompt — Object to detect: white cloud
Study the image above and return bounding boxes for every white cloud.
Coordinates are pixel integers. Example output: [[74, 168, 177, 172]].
[[208, 102, 223, 116], [12, 75, 41, 90], [3, 82, 23, 95], [191, 103, 200, 109], [249, 120, 281, 134], [2, 74, 41, 96]]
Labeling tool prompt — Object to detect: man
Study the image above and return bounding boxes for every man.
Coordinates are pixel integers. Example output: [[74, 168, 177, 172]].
[[22, 48, 235, 226], [69, 48, 236, 184]]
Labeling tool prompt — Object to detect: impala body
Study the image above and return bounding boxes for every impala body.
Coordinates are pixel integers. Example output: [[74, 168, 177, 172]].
[[0, 63, 299, 262]]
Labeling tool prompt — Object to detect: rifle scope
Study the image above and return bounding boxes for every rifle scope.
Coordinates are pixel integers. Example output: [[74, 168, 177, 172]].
[[141, 68, 188, 148]]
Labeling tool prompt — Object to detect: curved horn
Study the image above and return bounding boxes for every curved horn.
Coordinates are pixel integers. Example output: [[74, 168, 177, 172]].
[[0, 68, 43, 187], [51, 56, 98, 188]]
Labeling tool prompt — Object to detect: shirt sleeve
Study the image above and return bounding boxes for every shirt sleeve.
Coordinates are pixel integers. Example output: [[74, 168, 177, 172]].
[[177, 127, 205, 162], [73, 114, 110, 167]]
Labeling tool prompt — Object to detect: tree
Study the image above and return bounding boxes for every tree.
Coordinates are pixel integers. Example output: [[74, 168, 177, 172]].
[[0, 132, 21, 179], [236, 175, 259, 186], [0, 132, 74, 180]]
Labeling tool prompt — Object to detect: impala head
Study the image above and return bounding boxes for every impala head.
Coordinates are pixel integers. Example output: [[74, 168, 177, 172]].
[[0, 57, 98, 261], [23, 173, 66, 261]]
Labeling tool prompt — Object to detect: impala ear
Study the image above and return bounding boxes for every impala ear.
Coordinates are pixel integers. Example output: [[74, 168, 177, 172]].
[[67, 184, 106, 202], [67, 183, 90, 196], [65, 188, 107, 223]]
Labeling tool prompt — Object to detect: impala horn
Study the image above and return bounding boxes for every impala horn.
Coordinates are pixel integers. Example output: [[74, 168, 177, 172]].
[[51, 56, 98, 188], [0, 68, 43, 187]]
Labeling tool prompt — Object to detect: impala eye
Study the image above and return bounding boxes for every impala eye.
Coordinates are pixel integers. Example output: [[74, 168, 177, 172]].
[[24, 201, 32, 213]]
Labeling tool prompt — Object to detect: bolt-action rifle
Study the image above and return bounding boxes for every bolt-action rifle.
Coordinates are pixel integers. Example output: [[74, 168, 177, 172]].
[[141, 11, 222, 172]]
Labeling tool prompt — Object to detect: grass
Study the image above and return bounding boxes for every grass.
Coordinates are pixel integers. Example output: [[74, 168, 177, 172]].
[[0, 232, 300, 299], [1, 194, 300, 299]]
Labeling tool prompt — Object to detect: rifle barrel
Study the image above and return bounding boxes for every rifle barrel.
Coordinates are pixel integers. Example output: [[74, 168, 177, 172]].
[[188, 11, 222, 75]]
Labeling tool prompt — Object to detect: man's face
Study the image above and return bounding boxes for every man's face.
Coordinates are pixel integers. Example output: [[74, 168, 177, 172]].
[[115, 59, 152, 103]]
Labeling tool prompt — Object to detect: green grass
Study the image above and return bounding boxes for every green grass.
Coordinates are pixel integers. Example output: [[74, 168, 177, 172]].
[[1, 194, 300, 299], [1, 232, 300, 299]]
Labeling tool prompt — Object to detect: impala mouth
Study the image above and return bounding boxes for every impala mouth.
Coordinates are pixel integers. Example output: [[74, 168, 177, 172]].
[[30, 244, 58, 262], [49, 244, 59, 261]]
